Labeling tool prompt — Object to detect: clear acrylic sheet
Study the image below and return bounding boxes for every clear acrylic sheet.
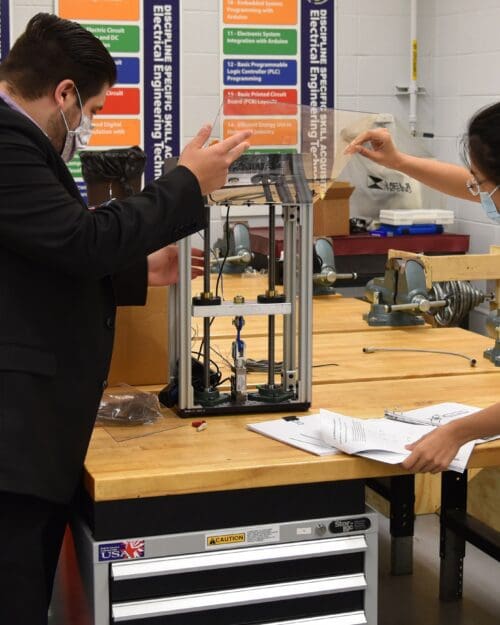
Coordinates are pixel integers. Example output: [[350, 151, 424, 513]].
[[99, 415, 188, 443], [164, 98, 435, 208], [206, 100, 432, 205], [212, 104, 373, 205]]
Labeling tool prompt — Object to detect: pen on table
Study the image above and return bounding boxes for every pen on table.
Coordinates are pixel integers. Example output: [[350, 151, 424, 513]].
[[384, 410, 442, 427]]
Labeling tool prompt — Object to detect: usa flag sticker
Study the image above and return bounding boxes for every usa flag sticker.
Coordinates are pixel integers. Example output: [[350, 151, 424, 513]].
[[98, 539, 145, 561]]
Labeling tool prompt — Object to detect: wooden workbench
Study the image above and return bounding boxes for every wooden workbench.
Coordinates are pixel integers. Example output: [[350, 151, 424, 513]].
[[85, 373, 500, 503]]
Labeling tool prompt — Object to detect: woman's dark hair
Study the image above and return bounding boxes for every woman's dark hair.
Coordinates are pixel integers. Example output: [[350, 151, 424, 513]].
[[0, 13, 116, 102], [463, 102, 500, 185]]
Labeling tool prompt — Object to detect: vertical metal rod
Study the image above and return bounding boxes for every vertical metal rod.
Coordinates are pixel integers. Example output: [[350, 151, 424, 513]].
[[178, 237, 193, 408], [203, 211, 212, 390], [203, 317, 211, 390], [268, 204, 276, 385], [283, 205, 297, 387], [276, 166, 296, 393], [203, 209, 211, 294], [267, 317, 275, 387], [269, 205, 276, 288], [298, 201, 313, 403], [168, 285, 177, 383]]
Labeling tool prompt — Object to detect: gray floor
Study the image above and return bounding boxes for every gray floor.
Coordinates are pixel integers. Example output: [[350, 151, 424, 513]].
[[378, 513, 499, 625], [50, 512, 499, 625]]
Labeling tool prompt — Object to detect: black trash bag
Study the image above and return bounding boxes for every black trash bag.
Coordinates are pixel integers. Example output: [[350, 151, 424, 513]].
[[80, 146, 146, 200]]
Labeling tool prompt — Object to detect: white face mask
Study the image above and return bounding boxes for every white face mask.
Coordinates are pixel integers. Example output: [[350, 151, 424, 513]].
[[60, 85, 93, 163]]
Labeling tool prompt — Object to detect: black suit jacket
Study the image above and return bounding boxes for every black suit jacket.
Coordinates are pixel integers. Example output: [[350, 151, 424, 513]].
[[0, 99, 206, 503]]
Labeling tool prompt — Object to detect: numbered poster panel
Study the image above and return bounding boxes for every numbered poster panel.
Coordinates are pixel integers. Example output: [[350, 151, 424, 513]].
[[56, 0, 180, 196], [221, 0, 334, 153], [0, 0, 11, 61]]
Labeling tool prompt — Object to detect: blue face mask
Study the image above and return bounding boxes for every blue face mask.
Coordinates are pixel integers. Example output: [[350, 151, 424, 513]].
[[479, 185, 500, 223]]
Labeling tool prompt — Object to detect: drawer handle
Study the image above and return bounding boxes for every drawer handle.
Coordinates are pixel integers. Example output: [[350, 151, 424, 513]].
[[260, 612, 368, 625], [112, 574, 367, 621], [111, 536, 367, 581]]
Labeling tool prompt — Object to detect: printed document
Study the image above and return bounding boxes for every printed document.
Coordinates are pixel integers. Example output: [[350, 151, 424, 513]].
[[248, 402, 484, 473]]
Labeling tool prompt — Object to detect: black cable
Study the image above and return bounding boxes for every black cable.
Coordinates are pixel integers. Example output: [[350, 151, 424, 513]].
[[215, 205, 231, 297], [194, 207, 231, 362], [189, 351, 223, 389]]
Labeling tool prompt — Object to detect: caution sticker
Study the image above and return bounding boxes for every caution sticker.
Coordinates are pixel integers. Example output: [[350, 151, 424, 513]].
[[207, 533, 246, 548], [205, 525, 280, 550]]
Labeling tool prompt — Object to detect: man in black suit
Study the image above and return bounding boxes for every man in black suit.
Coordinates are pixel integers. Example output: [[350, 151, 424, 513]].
[[0, 13, 250, 624]]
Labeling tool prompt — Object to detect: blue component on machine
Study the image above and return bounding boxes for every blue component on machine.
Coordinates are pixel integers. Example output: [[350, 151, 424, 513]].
[[371, 224, 444, 237]]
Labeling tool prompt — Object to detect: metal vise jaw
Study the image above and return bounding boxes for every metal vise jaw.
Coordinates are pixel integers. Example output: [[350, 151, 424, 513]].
[[313, 237, 357, 295], [211, 222, 253, 274], [484, 309, 500, 366], [364, 257, 446, 326]]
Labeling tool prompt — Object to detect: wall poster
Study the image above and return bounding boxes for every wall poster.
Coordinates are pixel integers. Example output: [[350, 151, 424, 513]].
[[220, 0, 334, 155], [56, 0, 181, 196], [0, 0, 11, 62]]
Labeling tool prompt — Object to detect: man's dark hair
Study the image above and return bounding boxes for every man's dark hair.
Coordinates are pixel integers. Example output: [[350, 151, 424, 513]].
[[462, 102, 500, 185], [0, 12, 116, 102]]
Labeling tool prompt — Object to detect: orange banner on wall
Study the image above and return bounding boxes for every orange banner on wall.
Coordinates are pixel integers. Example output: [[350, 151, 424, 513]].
[[223, 0, 297, 25], [224, 118, 298, 146], [89, 118, 141, 147], [58, 0, 139, 21]]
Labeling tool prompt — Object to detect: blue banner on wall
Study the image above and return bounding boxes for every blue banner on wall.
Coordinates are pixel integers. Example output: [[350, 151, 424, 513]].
[[301, 0, 335, 185], [223, 59, 297, 87], [0, 0, 10, 61], [143, 0, 180, 183], [301, 0, 334, 108]]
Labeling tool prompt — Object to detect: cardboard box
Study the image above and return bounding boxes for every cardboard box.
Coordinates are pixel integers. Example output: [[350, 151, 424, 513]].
[[313, 181, 354, 236], [108, 286, 169, 386]]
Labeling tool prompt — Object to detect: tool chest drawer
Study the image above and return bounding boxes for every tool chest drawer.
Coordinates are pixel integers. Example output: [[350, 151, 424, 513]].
[[110, 537, 366, 601], [68, 509, 378, 625], [110, 536, 368, 623], [111, 580, 366, 624]]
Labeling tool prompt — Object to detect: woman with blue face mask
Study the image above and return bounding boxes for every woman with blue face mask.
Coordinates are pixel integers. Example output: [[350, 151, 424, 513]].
[[345, 104, 500, 473], [345, 102, 500, 222]]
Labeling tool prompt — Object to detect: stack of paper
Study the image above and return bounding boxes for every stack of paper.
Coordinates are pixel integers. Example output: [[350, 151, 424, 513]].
[[247, 402, 487, 473]]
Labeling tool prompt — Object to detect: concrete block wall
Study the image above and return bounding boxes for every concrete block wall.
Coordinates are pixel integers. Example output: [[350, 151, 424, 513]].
[[337, 0, 434, 135]]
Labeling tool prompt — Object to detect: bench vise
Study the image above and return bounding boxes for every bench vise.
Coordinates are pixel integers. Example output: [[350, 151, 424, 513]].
[[365, 248, 500, 365], [364, 256, 449, 326]]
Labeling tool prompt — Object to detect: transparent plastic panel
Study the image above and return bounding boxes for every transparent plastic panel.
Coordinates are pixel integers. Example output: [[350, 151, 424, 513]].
[[99, 415, 186, 443], [173, 102, 435, 208], [209, 103, 382, 205]]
